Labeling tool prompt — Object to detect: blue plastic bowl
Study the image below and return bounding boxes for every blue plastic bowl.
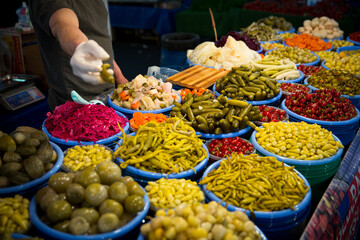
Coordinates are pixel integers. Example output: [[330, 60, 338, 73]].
[[346, 36, 360, 46], [196, 126, 251, 139], [336, 45, 360, 54], [42, 111, 129, 150], [260, 204, 310, 240], [136, 224, 268, 240], [212, 83, 283, 106], [321, 60, 359, 77], [277, 27, 296, 34], [320, 61, 330, 70], [114, 132, 209, 182], [276, 70, 304, 84], [12, 234, 32, 239], [321, 35, 344, 42], [283, 41, 333, 52], [265, 48, 320, 66], [201, 158, 312, 228], [107, 91, 181, 117], [29, 186, 150, 240], [281, 99, 360, 146], [304, 77, 360, 112], [250, 126, 344, 167], [256, 45, 263, 54], [0, 142, 63, 197]]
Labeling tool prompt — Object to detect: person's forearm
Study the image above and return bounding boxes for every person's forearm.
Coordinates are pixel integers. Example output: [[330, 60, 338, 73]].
[[49, 8, 88, 56], [113, 60, 128, 85]]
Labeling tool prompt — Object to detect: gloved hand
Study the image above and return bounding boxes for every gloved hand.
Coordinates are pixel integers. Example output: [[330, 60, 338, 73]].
[[70, 40, 113, 84]]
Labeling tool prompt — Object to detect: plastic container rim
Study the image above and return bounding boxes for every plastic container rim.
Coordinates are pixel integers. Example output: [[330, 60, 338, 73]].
[[201, 158, 312, 219], [276, 26, 296, 35], [250, 126, 344, 166], [29, 185, 150, 240], [195, 125, 252, 139], [114, 132, 209, 179], [336, 45, 360, 53], [0, 142, 63, 195], [346, 36, 360, 46], [42, 110, 129, 146]]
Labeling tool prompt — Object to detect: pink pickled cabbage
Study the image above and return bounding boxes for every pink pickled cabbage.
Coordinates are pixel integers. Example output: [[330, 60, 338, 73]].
[[45, 101, 128, 142]]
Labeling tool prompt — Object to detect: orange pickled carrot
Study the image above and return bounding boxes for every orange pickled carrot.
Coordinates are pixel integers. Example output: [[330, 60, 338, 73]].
[[285, 33, 331, 51]]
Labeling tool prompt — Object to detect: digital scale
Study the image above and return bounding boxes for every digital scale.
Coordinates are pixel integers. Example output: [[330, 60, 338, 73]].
[[0, 74, 45, 111]]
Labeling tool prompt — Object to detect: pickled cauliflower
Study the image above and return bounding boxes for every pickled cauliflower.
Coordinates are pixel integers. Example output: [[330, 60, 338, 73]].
[[187, 36, 261, 70], [111, 74, 180, 110]]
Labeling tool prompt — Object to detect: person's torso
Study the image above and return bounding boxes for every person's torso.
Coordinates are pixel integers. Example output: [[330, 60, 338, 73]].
[[32, 0, 114, 110]]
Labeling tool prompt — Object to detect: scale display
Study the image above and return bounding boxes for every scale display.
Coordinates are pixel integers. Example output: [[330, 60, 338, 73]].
[[1, 86, 45, 111]]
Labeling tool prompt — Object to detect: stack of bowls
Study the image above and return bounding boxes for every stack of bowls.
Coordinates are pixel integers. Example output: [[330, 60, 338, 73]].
[[250, 128, 343, 186]]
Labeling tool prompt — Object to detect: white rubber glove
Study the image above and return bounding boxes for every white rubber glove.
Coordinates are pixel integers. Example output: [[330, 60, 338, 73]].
[[70, 40, 111, 84]]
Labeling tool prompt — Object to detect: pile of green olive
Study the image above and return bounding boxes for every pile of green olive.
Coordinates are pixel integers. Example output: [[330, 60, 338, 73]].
[[267, 47, 318, 64], [35, 161, 145, 235], [328, 40, 353, 50]]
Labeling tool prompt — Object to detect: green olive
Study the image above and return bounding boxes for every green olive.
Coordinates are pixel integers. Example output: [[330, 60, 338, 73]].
[[124, 195, 144, 214], [120, 176, 134, 185], [48, 172, 73, 193], [95, 161, 121, 185], [66, 183, 85, 205], [97, 213, 120, 233], [40, 190, 59, 212], [71, 208, 99, 225], [53, 219, 70, 233], [75, 168, 100, 188], [88, 224, 99, 235], [99, 199, 124, 218], [47, 200, 72, 223], [118, 211, 133, 228], [69, 216, 90, 235], [58, 193, 67, 201], [36, 186, 55, 205], [126, 181, 145, 197], [108, 182, 128, 203], [85, 183, 108, 207]]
